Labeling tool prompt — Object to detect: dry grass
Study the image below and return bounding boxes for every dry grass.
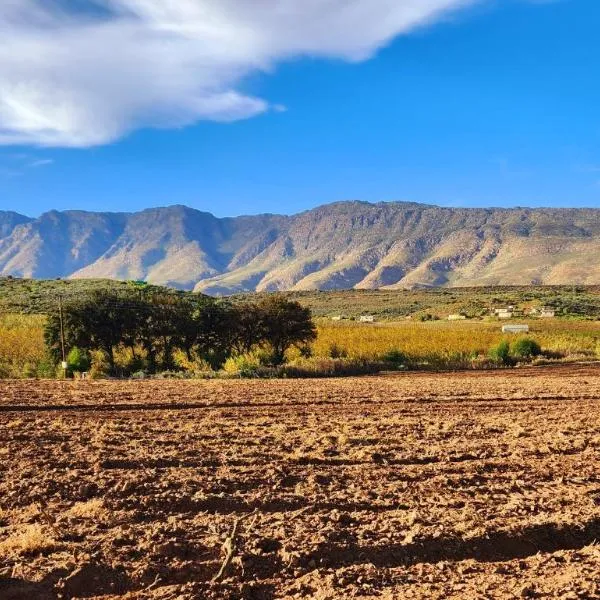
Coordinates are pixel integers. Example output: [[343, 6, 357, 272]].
[[66, 499, 108, 521], [0, 524, 56, 557], [313, 319, 600, 362]]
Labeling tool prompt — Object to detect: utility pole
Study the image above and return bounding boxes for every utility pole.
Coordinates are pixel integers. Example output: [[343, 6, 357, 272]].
[[58, 295, 67, 377]]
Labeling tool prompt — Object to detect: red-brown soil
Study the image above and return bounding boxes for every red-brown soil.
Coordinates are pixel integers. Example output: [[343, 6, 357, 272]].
[[1, 365, 600, 599]]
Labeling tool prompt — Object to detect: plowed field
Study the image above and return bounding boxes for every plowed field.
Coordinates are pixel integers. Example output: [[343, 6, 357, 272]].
[[1, 365, 600, 599]]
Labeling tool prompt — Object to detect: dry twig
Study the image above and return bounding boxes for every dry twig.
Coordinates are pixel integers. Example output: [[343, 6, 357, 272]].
[[212, 510, 259, 582]]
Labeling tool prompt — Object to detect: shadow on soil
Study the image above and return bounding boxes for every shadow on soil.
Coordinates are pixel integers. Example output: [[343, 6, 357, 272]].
[[0, 578, 56, 600], [294, 518, 600, 572]]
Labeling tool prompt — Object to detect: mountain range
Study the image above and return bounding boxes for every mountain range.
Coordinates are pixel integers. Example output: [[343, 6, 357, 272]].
[[1, 202, 600, 294]]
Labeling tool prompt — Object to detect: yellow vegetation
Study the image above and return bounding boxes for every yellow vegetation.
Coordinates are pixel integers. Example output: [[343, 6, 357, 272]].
[[0, 313, 599, 377], [0, 524, 56, 557], [67, 499, 108, 521], [0, 314, 47, 378], [313, 319, 600, 362]]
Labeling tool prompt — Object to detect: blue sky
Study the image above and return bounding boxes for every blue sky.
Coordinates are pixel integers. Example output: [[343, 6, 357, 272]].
[[1, 0, 599, 217]]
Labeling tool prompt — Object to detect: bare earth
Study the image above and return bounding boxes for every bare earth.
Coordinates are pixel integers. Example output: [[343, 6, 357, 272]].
[[1, 366, 600, 599]]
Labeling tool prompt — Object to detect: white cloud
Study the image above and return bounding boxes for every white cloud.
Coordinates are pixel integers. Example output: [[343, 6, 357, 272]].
[[0, 0, 478, 148]]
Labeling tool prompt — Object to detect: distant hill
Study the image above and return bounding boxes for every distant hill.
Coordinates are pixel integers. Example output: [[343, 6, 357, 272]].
[[2, 202, 600, 293]]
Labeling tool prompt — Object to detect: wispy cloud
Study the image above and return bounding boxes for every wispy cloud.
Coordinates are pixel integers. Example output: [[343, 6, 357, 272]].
[[28, 158, 54, 168], [0, 0, 483, 149], [0, 152, 54, 177]]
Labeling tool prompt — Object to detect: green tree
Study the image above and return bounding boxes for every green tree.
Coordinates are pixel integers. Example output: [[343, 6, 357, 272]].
[[194, 300, 238, 370], [256, 296, 316, 365], [45, 291, 138, 374], [231, 303, 265, 355]]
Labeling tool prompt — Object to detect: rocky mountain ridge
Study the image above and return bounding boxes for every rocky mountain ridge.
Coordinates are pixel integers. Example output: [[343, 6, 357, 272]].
[[2, 202, 599, 293]]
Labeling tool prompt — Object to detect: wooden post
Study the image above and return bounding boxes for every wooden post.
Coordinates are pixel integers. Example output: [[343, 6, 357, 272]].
[[58, 295, 67, 377]]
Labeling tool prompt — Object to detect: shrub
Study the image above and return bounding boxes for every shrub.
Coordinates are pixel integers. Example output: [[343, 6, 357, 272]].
[[328, 342, 348, 359], [223, 353, 262, 377], [489, 340, 511, 365], [381, 348, 407, 367], [67, 346, 90, 374], [298, 345, 313, 358], [282, 357, 384, 378], [510, 338, 542, 360], [21, 362, 38, 378], [155, 370, 193, 379], [89, 350, 110, 379], [35, 356, 57, 379], [173, 349, 213, 374]]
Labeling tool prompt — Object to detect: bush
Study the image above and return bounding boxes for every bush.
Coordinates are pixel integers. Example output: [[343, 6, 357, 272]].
[[381, 348, 407, 367], [21, 363, 38, 379], [223, 353, 262, 377], [489, 340, 511, 365], [89, 350, 110, 379], [510, 338, 542, 360], [328, 343, 348, 359], [34, 356, 56, 379], [67, 347, 90, 374], [172, 349, 213, 374], [281, 357, 384, 378]]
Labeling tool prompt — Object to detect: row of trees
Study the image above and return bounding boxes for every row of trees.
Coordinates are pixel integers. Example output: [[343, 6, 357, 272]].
[[44, 291, 316, 375]]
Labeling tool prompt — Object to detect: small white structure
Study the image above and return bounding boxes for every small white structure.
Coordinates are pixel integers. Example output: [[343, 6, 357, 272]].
[[497, 310, 513, 319], [448, 314, 467, 321], [331, 315, 343, 321], [359, 315, 375, 323], [502, 324, 529, 334], [540, 307, 556, 318]]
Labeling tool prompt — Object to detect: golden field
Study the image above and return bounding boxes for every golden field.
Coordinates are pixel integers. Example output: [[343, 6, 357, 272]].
[[1, 314, 600, 377], [313, 319, 600, 362]]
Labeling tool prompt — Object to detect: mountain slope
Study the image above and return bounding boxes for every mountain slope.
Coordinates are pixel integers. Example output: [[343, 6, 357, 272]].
[[0, 211, 126, 279], [1, 202, 600, 292], [0, 212, 32, 239]]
